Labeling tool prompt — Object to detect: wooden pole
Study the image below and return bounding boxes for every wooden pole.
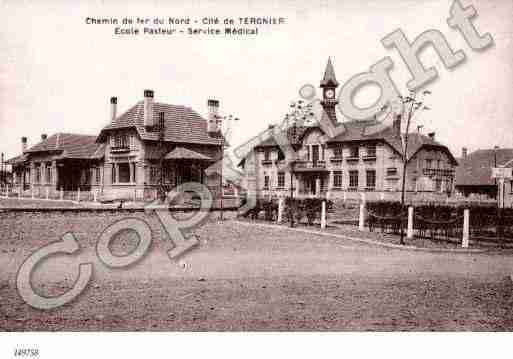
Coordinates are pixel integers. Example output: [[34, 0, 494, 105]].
[[407, 206, 414, 239], [321, 200, 327, 229], [462, 208, 470, 248]]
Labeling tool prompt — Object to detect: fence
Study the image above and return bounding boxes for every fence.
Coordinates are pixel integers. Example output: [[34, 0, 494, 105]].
[[364, 200, 513, 248], [0, 184, 242, 208]]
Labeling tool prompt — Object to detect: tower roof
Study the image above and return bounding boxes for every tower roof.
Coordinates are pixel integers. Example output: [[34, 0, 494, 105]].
[[320, 57, 339, 87]]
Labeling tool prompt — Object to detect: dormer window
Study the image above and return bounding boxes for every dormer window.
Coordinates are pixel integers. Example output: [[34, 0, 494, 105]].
[[366, 145, 376, 157], [333, 146, 343, 158], [350, 146, 359, 158]]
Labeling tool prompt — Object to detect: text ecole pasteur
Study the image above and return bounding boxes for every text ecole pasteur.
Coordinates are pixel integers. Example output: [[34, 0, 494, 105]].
[[85, 16, 286, 35]]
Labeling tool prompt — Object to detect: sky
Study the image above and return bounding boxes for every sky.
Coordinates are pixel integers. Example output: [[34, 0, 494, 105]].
[[1, 0, 512, 163]]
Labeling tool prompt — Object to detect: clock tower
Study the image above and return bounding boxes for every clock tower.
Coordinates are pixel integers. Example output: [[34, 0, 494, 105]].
[[320, 57, 339, 126]]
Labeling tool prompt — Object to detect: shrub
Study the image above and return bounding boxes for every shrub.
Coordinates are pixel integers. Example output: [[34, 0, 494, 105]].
[[283, 197, 332, 226], [261, 198, 278, 221]]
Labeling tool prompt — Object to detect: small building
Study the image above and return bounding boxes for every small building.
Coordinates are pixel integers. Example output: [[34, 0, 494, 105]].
[[455, 147, 513, 205], [7, 90, 225, 200], [238, 59, 458, 201]]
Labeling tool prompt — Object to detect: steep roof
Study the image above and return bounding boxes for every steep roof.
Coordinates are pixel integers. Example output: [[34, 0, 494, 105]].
[[24, 133, 105, 159], [455, 148, 513, 186], [5, 153, 28, 165], [320, 57, 339, 87], [98, 102, 223, 146], [164, 147, 212, 160], [247, 120, 457, 166]]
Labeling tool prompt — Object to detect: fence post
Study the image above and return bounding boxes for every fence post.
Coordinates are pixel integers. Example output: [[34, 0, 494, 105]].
[[234, 187, 240, 207], [321, 200, 327, 229], [407, 206, 414, 239], [60, 188, 64, 201], [77, 188, 81, 202], [462, 208, 470, 248], [277, 197, 284, 224], [358, 201, 366, 231], [93, 189, 98, 202], [31, 188, 34, 199], [46, 187, 49, 200]]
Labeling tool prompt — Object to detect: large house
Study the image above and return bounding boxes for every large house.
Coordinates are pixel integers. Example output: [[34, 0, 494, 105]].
[[455, 147, 513, 205], [239, 59, 458, 201], [7, 90, 224, 199]]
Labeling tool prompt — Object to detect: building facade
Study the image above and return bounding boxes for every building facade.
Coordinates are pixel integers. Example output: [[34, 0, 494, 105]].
[[455, 147, 513, 205], [7, 90, 224, 200], [239, 59, 458, 201]]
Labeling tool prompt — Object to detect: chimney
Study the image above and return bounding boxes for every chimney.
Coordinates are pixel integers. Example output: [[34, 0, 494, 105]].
[[158, 111, 165, 130], [21, 137, 27, 153], [462, 147, 468, 159], [393, 114, 401, 136], [207, 99, 220, 134], [428, 132, 435, 140], [110, 96, 117, 122], [143, 89, 154, 127], [41, 134, 47, 141]]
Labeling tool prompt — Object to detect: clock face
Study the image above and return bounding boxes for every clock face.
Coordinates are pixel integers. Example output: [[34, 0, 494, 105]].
[[325, 89, 335, 99]]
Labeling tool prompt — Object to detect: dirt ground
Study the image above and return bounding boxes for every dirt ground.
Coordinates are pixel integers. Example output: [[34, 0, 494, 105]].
[[1, 208, 513, 331]]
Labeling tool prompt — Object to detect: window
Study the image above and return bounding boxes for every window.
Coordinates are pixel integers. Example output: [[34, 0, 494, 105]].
[[111, 164, 116, 183], [366, 170, 376, 189], [425, 159, 433, 168], [333, 171, 343, 188], [96, 167, 101, 184], [386, 167, 398, 176], [366, 145, 376, 157], [264, 150, 271, 161], [277, 149, 285, 161], [349, 170, 359, 188], [115, 133, 129, 148], [435, 179, 442, 192], [321, 145, 325, 161], [117, 163, 130, 183], [131, 163, 137, 183], [264, 175, 270, 189], [311, 145, 319, 163], [350, 146, 359, 158], [333, 146, 343, 158], [277, 172, 285, 188], [130, 134, 138, 150], [150, 166, 159, 184], [35, 164, 41, 184], [45, 163, 51, 184]]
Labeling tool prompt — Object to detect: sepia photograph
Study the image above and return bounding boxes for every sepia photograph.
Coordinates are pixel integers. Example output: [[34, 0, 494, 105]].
[[0, 0, 513, 357]]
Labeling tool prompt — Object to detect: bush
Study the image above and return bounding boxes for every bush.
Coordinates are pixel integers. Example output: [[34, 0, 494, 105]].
[[261, 198, 278, 221], [283, 197, 333, 226]]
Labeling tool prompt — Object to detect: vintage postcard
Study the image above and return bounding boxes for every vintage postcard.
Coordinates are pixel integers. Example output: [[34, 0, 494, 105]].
[[0, 0, 512, 357]]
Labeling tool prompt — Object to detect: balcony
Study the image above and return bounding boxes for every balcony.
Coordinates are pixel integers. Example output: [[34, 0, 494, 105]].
[[330, 156, 344, 164], [422, 168, 455, 178], [295, 160, 326, 169], [261, 159, 273, 166], [111, 146, 130, 153], [346, 156, 359, 163], [362, 154, 377, 162]]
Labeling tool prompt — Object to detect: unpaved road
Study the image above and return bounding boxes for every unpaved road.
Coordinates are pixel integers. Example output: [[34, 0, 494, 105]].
[[1, 210, 513, 331]]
